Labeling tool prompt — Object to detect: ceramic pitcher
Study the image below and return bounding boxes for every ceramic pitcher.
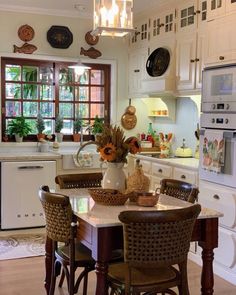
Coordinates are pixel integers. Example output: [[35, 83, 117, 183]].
[[102, 162, 126, 192]]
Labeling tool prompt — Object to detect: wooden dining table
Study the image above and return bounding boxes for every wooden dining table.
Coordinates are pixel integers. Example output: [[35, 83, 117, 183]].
[[44, 188, 222, 295]]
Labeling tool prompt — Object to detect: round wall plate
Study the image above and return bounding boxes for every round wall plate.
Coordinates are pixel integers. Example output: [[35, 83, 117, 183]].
[[47, 26, 73, 49], [146, 47, 170, 77], [18, 24, 35, 42], [121, 114, 137, 130]]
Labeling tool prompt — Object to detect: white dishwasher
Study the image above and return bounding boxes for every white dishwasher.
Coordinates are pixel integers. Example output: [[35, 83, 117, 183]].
[[1, 160, 56, 229]]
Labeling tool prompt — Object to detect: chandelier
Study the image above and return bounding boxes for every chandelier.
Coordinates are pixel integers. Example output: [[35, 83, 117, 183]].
[[92, 0, 134, 37]]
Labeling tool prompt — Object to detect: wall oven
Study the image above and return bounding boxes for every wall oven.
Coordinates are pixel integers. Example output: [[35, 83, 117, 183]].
[[200, 64, 236, 188], [202, 64, 236, 113]]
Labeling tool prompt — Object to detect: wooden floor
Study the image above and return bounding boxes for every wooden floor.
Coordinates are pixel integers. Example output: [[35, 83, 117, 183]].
[[0, 256, 235, 294]]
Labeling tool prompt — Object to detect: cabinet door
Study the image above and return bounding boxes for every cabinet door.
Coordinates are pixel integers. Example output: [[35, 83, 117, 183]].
[[205, 14, 236, 64], [176, 32, 197, 90], [195, 30, 206, 89], [207, 0, 225, 20], [173, 167, 198, 184]]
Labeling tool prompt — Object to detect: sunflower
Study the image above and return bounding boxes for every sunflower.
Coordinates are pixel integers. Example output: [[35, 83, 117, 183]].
[[99, 143, 117, 162]]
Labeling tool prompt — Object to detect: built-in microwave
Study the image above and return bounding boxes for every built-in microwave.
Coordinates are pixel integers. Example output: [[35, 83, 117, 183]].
[[202, 64, 236, 113]]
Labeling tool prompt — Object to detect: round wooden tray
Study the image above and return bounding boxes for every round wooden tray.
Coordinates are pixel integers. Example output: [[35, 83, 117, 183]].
[[18, 24, 35, 42]]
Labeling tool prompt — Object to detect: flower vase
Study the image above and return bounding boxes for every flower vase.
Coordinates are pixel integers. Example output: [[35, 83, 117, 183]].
[[102, 162, 126, 192]]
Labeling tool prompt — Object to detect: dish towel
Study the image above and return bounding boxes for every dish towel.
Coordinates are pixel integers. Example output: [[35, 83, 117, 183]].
[[73, 152, 93, 168], [202, 130, 225, 173]]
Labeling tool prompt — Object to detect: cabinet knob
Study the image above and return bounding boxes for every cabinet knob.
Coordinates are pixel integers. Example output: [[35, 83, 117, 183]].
[[158, 169, 163, 173], [134, 69, 140, 73], [157, 23, 164, 28], [195, 58, 200, 62], [213, 194, 220, 200], [190, 59, 195, 63], [194, 10, 201, 15], [181, 175, 186, 179], [219, 56, 224, 60]]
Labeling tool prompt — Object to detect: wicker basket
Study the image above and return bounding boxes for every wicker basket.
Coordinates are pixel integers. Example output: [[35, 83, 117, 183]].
[[88, 188, 129, 206]]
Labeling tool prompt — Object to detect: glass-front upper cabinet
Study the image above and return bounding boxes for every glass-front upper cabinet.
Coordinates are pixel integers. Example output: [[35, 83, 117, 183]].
[[176, 0, 207, 33], [207, 0, 236, 20]]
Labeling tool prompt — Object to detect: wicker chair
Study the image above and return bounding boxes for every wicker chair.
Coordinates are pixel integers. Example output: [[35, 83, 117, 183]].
[[55, 173, 103, 189], [38, 185, 95, 295], [160, 179, 199, 203], [107, 204, 201, 295]]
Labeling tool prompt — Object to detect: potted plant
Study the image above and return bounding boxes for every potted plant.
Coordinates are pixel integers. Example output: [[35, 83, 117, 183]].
[[55, 114, 64, 142], [90, 116, 104, 139], [73, 117, 82, 142], [36, 113, 45, 140], [7, 116, 32, 142]]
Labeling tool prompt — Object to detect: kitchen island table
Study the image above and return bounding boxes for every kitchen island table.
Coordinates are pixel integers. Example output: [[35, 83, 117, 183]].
[[44, 189, 222, 295]]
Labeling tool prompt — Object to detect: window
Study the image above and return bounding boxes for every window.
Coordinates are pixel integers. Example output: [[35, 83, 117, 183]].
[[1, 57, 110, 141]]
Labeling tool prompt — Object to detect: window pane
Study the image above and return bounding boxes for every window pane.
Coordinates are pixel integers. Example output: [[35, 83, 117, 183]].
[[63, 119, 73, 134], [181, 8, 187, 17], [75, 70, 89, 84], [91, 70, 104, 85], [5, 65, 21, 81], [91, 104, 104, 118], [40, 66, 53, 83], [44, 119, 53, 134], [91, 87, 104, 101], [75, 86, 89, 101], [6, 101, 21, 116], [23, 66, 38, 82], [40, 102, 54, 117], [59, 86, 73, 101], [23, 102, 38, 116], [41, 85, 54, 100], [59, 68, 74, 84], [5, 83, 21, 99], [188, 6, 194, 15], [75, 103, 89, 118], [59, 103, 73, 118], [23, 84, 38, 99]]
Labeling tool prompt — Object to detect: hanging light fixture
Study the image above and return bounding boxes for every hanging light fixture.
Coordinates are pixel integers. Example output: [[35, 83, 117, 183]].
[[92, 0, 135, 37], [68, 60, 91, 76]]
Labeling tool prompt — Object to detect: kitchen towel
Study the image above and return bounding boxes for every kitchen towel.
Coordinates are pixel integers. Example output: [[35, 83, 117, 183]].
[[202, 130, 225, 173], [73, 152, 93, 167]]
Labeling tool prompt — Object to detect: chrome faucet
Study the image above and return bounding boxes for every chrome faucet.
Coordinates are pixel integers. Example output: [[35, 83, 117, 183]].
[[80, 127, 83, 145]]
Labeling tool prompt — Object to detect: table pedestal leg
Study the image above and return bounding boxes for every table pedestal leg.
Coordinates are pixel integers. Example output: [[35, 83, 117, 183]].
[[200, 248, 215, 295], [95, 261, 109, 295]]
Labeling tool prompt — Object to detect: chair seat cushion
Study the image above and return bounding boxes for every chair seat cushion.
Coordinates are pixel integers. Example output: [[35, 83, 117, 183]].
[[56, 242, 95, 266], [108, 262, 179, 286]]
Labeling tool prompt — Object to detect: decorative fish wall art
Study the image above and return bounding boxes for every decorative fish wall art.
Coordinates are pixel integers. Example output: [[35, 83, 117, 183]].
[[13, 43, 37, 54], [80, 47, 102, 59]]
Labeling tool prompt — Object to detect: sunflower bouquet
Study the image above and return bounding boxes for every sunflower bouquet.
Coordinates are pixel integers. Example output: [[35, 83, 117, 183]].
[[96, 125, 141, 163]]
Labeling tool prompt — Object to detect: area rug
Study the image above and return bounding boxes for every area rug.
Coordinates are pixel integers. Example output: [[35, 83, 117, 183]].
[[0, 233, 46, 260]]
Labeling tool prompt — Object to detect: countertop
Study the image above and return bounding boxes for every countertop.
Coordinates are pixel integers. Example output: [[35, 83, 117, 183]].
[[0, 151, 61, 161], [136, 154, 199, 170]]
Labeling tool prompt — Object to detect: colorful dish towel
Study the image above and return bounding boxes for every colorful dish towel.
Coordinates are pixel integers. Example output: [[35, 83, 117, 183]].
[[73, 152, 93, 167], [202, 130, 225, 173]]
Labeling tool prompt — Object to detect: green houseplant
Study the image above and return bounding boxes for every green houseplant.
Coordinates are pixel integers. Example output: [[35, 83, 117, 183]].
[[90, 116, 104, 136], [36, 113, 45, 140], [73, 117, 82, 142], [7, 116, 32, 142], [55, 114, 64, 142]]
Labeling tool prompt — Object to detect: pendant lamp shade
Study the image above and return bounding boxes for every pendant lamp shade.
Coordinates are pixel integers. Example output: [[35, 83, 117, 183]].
[[92, 0, 135, 37]]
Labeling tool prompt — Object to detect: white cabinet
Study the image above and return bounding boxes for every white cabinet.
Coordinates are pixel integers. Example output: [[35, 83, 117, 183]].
[[173, 166, 198, 185], [129, 18, 150, 50], [151, 162, 173, 190], [198, 180, 236, 284], [205, 13, 236, 65], [207, 0, 236, 20], [1, 161, 56, 229], [128, 47, 149, 98]]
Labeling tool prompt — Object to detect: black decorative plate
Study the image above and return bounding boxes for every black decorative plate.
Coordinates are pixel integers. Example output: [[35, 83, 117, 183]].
[[146, 47, 170, 77], [47, 26, 73, 49]]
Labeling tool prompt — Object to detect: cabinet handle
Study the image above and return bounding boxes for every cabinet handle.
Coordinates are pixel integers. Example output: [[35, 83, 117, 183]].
[[194, 10, 201, 15], [219, 56, 224, 60], [181, 175, 186, 179], [18, 165, 44, 170], [195, 58, 200, 62], [190, 59, 195, 63], [157, 23, 164, 28], [134, 69, 140, 73], [158, 169, 163, 173], [213, 194, 220, 200]]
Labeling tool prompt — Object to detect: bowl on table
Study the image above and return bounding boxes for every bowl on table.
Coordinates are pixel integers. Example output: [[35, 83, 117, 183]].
[[136, 191, 159, 207]]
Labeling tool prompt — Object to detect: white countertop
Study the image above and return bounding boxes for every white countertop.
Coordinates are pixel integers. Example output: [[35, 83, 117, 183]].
[[137, 154, 199, 170], [0, 151, 61, 161], [59, 188, 222, 228]]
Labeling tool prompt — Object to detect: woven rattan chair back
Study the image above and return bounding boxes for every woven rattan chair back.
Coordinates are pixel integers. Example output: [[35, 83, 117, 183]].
[[160, 178, 199, 203], [55, 173, 103, 189], [39, 185, 73, 243], [119, 204, 201, 268]]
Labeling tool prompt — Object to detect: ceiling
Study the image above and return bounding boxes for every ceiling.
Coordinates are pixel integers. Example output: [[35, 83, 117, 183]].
[[0, 0, 163, 18]]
